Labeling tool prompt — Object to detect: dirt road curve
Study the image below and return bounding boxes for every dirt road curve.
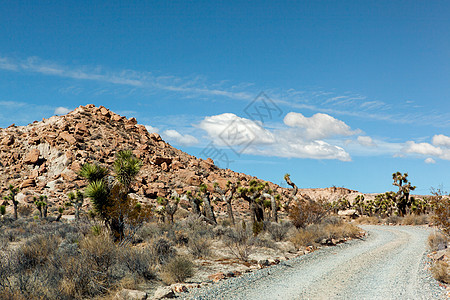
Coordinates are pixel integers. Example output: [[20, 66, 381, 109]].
[[183, 225, 447, 300]]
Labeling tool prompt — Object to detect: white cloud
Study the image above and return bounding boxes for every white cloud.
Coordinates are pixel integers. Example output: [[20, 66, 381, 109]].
[[432, 134, 450, 147], [425, 158, 436, 164], [197, 112, 352, 161], [162, 129, 198, 146], [357, 136, 377, 147], [402, 135, 450, 161], [54, 107, 71, 115], [403, 141, 443, 156], [284, 112, 360, 140], [197, 113, 274, 146], [144, 125, 159, 133]]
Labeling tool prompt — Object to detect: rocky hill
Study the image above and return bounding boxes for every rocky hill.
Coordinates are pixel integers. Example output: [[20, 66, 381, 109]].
[[0, 104, 362, 216]]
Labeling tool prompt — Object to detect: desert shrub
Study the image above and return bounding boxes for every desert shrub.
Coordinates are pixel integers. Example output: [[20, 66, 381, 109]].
[[321, 215, 341, 225], [291, 228, 317, 247], [252, 220, 264, 236], [291, 222, 361, 248], [429, 192, 450, 235], [188, 234, 212, 258], [385, 215, 401, 224], [402, 214, 428, 225], [323, 223, 361, 240], [160, 256, 194, 284], [253, 233, 277, 249], [14, 234, 60, 271], [289, 198, 329, 229], [181, 215, 213, 237], [17, 205, 33, 217], [212, 225, 234, 238], [428, 232, 448, 251], [223, 223, 254, 261], [266, 221, 292, 242], [354, 216, 380, 225], [122, 247, 155, 280], [135, 222, 160, 241], [79, 233, 118, 281], [431, 259, 449, 284], [152, 238, 176, 265]]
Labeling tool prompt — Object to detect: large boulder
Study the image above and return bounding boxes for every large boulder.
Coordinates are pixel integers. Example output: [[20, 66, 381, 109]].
[[23, 149, 40, 165]]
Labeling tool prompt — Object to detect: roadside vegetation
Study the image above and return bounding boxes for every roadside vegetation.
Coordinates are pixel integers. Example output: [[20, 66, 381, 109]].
[[1, 159, 448, 298]]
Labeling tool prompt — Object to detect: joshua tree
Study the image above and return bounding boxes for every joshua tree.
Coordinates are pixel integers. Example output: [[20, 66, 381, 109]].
[[184, 190, 202, 216], [56, 206, 64, 221], [67, 190, 84, 221], [392, 172, 416, 216], [157, 193, 180, 224], [260, 191, 280, 223], [214, 181, 238, 225], [199, 183, 217, 225], [236, 180, 268, 225], [34, 195, 48, 218], [80, 150, 149, 241], [284, 174, 298, 210], [4, 184, 19, 220]]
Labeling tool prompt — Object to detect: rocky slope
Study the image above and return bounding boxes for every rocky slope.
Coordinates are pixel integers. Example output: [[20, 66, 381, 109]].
[[0, 104, 361, 215]]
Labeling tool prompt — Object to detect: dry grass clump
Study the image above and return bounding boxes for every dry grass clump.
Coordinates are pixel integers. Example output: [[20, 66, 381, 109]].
[[431, 259, 449, 284], [223, 222, 254, 261], [385, 215, 401, 225], [354, 216, 380, 225], [188, 234, 212, 258], [428, 232, 449, 251], [160, 256, 194, 284], [401, 214, 428, 225], [266, 221, 293, 242], [291, 221, 361, 248]]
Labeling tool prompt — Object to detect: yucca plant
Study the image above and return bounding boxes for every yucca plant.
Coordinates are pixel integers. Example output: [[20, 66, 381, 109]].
[[4, 184, 19, 220], [67, 190, 84, 221]]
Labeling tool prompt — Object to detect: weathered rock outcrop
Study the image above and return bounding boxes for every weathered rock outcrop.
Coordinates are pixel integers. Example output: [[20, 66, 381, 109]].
[[0, 104, 365, 216]]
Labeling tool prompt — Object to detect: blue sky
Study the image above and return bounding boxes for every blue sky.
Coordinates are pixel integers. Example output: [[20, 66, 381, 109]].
[[1, 1, 449, 194]]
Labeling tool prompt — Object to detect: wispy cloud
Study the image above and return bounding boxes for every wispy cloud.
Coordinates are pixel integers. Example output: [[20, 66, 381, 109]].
[[1, 54, 448, 128]]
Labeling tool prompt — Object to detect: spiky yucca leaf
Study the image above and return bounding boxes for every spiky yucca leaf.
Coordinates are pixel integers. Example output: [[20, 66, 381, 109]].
[[113, 150, 142, 189], [85, 180, 110, 216], [79, 163, 109, 182]]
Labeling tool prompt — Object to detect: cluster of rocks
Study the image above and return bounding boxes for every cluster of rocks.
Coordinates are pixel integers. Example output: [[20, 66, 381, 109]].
[[0, 105, 285, 215], [0, 104, 367, 217]]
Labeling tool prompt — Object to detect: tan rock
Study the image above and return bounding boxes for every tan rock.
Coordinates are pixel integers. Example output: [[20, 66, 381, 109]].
[[23, 149, 40, 165], [1, 135, 14, 146], [127, 117, 137, 125], [61, 170, 78, 182], [150, 133, 162, 141], [115, 289, 147, 300], [75, 122, 89, 136], [20, 179, 36, 189], [208, 272, 226, 282], [59, 132, 76, 144], [100, 107, 110, 116], [153, 286, 175, 299], [111, 114, 123, 122]]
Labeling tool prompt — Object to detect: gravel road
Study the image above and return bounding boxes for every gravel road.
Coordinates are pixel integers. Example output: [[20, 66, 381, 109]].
[[182, 225, 447, 300]]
